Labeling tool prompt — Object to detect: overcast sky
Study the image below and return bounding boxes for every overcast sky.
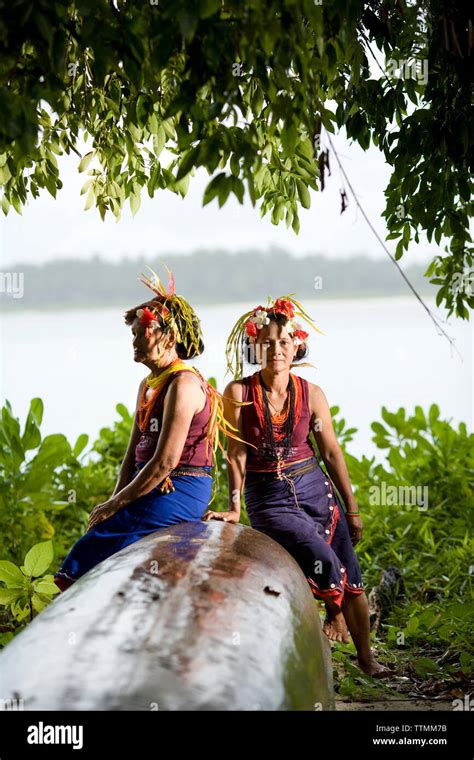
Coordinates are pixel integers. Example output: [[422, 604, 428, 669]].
[[0, 126, 436, 269]]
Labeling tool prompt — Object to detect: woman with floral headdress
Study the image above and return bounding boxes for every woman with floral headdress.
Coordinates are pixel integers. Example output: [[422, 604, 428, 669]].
[[54, 265, 244, 592], [203, 295, 394, 678]]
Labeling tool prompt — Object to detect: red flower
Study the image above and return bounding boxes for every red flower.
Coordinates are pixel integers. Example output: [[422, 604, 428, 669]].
[[245, 320, 258, 337], [272, 298, 295, 319], [138, 307, 158, 328], [293, 329, 309, 341]]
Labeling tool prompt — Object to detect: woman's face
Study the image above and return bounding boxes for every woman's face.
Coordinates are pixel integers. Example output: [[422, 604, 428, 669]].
[[254, 320, 297, 371], [131, 317, 175, 366]]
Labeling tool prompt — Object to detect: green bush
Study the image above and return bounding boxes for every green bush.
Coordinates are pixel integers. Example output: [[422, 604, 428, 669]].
[[335, 403, 474, 684], [0, 540, 60, 647]]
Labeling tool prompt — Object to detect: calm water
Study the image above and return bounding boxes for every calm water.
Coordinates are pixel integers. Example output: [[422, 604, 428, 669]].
[[1, 297, 472, 462]]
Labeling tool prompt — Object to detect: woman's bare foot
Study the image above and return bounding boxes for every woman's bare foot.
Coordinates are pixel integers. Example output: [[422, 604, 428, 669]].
[[323, 612, 350, 643], [357, 654, 395, 678]]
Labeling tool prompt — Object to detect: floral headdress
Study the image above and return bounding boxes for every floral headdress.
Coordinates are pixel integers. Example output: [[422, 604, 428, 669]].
[[225, 293, 324, 379], [136, 263, 203, 356]]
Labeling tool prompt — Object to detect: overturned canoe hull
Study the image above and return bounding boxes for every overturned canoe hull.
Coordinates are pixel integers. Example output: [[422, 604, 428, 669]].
[[0, 521, 334, 710]]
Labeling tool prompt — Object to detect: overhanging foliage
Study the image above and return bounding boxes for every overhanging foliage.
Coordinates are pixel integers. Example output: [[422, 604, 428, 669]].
[[0, 0, 472, 316]]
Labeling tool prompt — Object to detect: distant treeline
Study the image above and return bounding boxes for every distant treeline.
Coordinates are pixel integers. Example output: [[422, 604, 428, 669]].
[[0, 247, 433, 309]]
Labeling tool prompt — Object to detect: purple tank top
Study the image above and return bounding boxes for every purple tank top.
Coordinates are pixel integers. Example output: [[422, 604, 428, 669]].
[[240, 372, 316, 471], [135, 371, 213, 466]]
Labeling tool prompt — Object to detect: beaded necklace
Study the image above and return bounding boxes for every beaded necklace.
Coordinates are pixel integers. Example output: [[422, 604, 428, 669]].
[[250, 371, 302, 477]]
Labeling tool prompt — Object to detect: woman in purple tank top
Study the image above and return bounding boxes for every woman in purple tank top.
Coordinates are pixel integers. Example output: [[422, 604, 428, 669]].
[[204, 295, 394, 679], [54, 266, 237, 593]]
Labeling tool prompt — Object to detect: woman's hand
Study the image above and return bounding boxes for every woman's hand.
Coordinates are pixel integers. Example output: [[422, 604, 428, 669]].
[[87, 499, 119, 531], [345, 512, 363, 545], [202, 510, 240, 524]]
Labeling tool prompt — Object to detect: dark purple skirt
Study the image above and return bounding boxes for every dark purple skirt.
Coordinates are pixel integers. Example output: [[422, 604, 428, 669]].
[[244, 456, 364, 608]]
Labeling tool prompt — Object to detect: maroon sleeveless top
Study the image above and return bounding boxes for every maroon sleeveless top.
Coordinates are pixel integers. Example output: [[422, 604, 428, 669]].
[[134, 371, 213, 466], [240, 372, 316, 471]]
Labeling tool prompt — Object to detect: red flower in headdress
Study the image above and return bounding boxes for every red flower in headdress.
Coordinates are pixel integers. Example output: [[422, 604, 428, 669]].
[[245, 320, 258, 337], [272, 298, 295, 319], [293, 329, 309, 342], [137, 306, 158, 328]]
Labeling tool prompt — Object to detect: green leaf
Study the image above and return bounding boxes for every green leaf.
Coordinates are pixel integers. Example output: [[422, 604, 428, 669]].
[[27, 434, 70, 471], [297, 138, 315, 161], [395, 238, 404, 260], [33, 579, 60, 595], [73, 433, 89, 457], [230, 153, 240, 177], [0, 588, 21, 605], [424, 259, 438, 277], [0, 164, 12, 183], [371, 422, 389, 436], [428, 404, 440, 425], [296, 179, 311, 209], [148, 164, 161, 196], [292, 212, 300, 234], [153, 126, 166, 157], [116, 403, 132, 421], [281, 124, 298, 154], [381, 407, 399, 428], [231, 176, 244, 204], [24, 541, 54, 578], [175, 174, 190, 197], [176, 146, 200, 181], [11, 192, 23, 215], [30, 397, 44, 426], [78, 151, 95, 172], [84, 184, 95, 211], [247, 174, 257, 207], [251, 86, 264, 115], [203, 172, 226, 206], [1, 406, 25, 470], [0, 561, 25, 586], [217, 176, 231, 207], [22, 398, 44, 451], [130, 191, 141, 216], [403, 222, 410, 246]]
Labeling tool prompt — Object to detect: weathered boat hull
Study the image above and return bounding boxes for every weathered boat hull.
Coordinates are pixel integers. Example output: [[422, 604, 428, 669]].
[[0, 521, 334, 710]]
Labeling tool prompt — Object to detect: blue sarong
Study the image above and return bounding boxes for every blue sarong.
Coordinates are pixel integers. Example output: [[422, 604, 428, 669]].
[[54, 461, 213, 590], [244, 455, 364, 608]]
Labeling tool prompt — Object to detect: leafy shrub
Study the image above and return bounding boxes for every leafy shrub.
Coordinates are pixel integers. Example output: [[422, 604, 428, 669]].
[[0, 540, 59, 646]]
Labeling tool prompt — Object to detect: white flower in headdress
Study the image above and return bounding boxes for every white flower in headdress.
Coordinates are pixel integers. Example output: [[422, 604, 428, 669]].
[[250, 309, 270, 329], [136, 309, 144, 318], [287, 318, 303, 333], [292, 327, 309, 347]]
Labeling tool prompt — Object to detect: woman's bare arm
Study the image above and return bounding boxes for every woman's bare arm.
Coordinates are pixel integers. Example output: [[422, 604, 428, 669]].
[[112, 373, 204, 509], [202, 380, 247, 522], [308, 383, 358, 513], [224, 381, 247, 516]]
